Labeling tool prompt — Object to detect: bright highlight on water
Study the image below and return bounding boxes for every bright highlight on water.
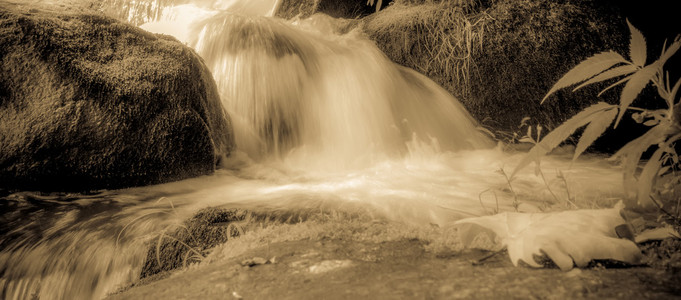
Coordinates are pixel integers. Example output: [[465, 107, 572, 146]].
[[0, 1, 625, 299]]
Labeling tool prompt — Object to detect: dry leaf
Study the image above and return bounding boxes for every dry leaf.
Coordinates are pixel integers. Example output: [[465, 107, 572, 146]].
[[455, 202, 643, 271], [635, 227, 681, 243]]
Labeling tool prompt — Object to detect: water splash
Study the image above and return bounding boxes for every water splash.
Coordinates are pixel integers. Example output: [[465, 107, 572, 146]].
[[188, 11, 493, 169], [1, 1, 626, 299], [100, 0, 282, 27]]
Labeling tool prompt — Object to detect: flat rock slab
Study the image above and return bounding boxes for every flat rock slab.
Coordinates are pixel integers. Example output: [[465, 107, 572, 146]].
[[108, 238, 679, 299]]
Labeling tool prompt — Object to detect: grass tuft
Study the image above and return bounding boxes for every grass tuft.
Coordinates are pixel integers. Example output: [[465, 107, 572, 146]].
[[363, 1, 488, 101], [139, 207, 247, 279]]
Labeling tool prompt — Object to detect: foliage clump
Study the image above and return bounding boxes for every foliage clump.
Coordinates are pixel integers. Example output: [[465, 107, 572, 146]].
[[641, 238, 681, 273], [513, 21, 680, 212]]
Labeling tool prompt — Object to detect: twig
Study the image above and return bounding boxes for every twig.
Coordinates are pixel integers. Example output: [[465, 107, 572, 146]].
[[557, 170, 578, 209], [499, 168, 519, 211], [471, 250, 505, 266], [478, 188, 491, 215], [537, 167, 560, 205]]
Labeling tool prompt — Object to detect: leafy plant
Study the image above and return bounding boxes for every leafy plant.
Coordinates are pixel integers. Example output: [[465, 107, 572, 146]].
[[511, 20, 681, 210], [367, 0, 384, 12]]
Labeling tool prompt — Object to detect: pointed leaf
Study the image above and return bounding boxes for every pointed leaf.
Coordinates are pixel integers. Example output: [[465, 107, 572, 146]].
[[609, 123, 670, 201], [658, 36, 681, 68], [614, 63, 659, 127], [627, 19, 647, 67], [635, 227, 681, 243], [658, 166, 671, 176], [527, 126, 532, 139], [598, 74, 633, 97], [669, 77, 681, 107], [573, 108, 617, 161], [519, 137, 534, 144], [636, 146, 665, 208], [520, 117, 531, 127], [610, 122, 669, 162], [511, 102, 616, 178], [643, 119, 659, 126], [573, 64, 638, 92], [542, 51, 628, 103]]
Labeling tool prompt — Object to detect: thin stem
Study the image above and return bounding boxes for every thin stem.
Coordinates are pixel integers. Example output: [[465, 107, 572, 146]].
[[651, 69, 674, 109], [471, 250, 505, 265], [558, 171, 578, 209], [499, 168, 519, 211], [538, 167, 560, 205], [624, 106, 648, 112], [478, 188, 491, 215]]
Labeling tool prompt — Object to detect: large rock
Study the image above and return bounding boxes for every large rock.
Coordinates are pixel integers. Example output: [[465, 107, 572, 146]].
[[363, 0, 633, 148], [0, 2, 234, 192]]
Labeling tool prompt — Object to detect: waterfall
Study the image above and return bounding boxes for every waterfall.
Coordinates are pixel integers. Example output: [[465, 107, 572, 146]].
[[130, 0, 494, 168], [0, 1, 624, 299]]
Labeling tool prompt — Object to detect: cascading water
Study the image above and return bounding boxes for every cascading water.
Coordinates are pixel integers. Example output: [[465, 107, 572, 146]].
[[189, 10, 494, 167], [1, 1, 625, 299]]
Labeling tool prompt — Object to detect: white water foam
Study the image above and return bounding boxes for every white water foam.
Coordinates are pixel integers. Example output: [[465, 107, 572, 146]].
[[0, 1, 625, 299]]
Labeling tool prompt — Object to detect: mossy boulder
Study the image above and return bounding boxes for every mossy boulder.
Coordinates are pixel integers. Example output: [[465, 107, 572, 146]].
[[363, 0, 631, 144], [0, 2, 234, 192]]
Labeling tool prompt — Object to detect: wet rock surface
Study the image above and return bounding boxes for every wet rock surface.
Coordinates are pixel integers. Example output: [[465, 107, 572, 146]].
[[0, 1, 234, 192], [108, 213, 681, 300], [108, 236, 680, 300]]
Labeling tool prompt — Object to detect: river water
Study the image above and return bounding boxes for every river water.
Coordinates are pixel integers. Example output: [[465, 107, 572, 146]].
[[0, 1, 625, 299]]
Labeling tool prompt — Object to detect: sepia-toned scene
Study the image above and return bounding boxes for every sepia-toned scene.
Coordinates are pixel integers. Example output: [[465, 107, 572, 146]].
[[1, 0, 680, 299]]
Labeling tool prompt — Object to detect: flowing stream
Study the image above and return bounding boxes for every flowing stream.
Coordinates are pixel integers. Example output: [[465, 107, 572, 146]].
[[0, 1, 626, 299]]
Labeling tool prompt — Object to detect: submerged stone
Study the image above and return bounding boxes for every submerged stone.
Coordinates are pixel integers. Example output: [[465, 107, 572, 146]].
[[0, 2, 234, 191]]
